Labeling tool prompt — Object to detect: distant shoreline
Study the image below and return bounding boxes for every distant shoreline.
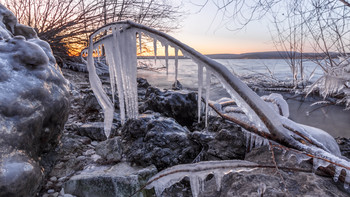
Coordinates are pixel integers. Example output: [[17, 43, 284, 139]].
[[137, 51, 345, 59]]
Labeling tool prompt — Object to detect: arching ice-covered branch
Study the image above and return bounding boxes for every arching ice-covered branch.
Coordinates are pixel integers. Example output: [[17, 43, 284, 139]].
[[83, 20, 350, 195], [84, 20, 328, 152]]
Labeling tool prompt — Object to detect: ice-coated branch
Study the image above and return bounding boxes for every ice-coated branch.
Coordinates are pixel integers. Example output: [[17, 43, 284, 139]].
[[131, 160, 313, 197], [86, 20, 321, 149], [85, 20, 337, 152]]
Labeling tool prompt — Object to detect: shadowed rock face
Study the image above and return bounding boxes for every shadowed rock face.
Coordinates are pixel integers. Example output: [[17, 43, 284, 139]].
[[121, 113, 201, 171], [141, 86, 198, 127], [0, 4, 70, 197]]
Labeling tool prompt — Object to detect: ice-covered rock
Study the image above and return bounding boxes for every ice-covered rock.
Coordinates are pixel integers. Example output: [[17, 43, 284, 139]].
[[63, 162, 157, 197], [121, 113, 201, 170], [0, 4, 70, 196], [95, 137, 123, 163]]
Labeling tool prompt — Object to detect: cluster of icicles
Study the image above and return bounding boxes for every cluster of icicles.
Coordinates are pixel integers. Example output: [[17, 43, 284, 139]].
[[83, 21, 350, 196]]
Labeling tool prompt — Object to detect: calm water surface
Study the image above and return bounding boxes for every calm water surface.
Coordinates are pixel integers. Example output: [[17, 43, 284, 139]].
[[137, 58, 350, 138]]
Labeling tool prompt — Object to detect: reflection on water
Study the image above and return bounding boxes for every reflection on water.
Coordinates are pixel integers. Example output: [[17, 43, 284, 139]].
[[137, 58, 350, 138]]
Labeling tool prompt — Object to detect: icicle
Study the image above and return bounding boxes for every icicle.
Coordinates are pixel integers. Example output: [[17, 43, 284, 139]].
[[111, 26, 126, 124], [138, 32, 142, 54], [257, 183, 266, 195], [214, 171, 224, 191], [97, 50, 100, 62], [165, 45, 169, 75], [103, 41, 116, 104], [205, 69, 211, 127], [154, 186, 164, 197], [190, 175, 200, 197], [245, 132, 251, 152], [345, 170, 350, 189], [198, 64, 203, 123], [254, 136, 263, 148], [175, 48, 179, 86], [86, 38, 114, 138], [117, 27, 138, 120], [117, 29, 131, 119], [190, 174, 207, 197], [199, 174, 207, 192], [278, 149, 287, 161], [333, 166, 342, 182], [153, 38, 157, 64], [249, 134, 255, 151], [312, 158, 329, 172], [262, 138, 269, 146]]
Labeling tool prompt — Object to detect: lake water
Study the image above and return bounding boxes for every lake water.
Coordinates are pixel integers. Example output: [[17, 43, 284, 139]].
[[137, 58, 350, 138]]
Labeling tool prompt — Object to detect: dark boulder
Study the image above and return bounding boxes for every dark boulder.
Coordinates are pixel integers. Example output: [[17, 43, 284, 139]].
[[77, 122, 118, 141], [140, 87, 198, 127], [95, 137, 123, 163], [121, 113, 201, 170], [191, 128, 246, 161]]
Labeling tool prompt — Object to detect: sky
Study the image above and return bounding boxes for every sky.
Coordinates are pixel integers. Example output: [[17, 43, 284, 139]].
[[170, 0, 275, 55]]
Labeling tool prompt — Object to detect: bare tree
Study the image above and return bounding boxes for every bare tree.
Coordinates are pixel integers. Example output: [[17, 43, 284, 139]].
[[195, 0, 350, 104], [1, 0, 183, 64]]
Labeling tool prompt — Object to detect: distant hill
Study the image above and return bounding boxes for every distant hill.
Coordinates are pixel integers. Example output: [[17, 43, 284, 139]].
[[138, 51, 342, 59], [205, 51, 341, 59]]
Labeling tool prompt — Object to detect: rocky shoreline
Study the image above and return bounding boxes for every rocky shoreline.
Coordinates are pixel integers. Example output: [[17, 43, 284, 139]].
[[37, 68, 350, 197]]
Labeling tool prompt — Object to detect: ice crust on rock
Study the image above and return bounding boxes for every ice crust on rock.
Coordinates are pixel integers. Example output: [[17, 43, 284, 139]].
[[0, 4, 70, 196]]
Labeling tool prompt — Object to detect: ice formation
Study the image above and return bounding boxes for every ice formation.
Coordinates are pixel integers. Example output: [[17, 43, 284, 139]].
[[174, 48, 179, 86], [205, 69, 211, 127], [84, 21, 350, 194], [153, 38, 157, 64], [87, 24, 139, 138], [261, 93, 289, 117], [307, 56, 350, 109], [245, 132, 269, 152], [145, 160, 259, 197], [197, 64, 203, 123], [165, 45, 169, 74]]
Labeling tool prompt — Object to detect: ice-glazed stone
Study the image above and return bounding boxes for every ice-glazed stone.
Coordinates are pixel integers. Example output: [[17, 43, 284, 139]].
[[0, 4, 70, 197]]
